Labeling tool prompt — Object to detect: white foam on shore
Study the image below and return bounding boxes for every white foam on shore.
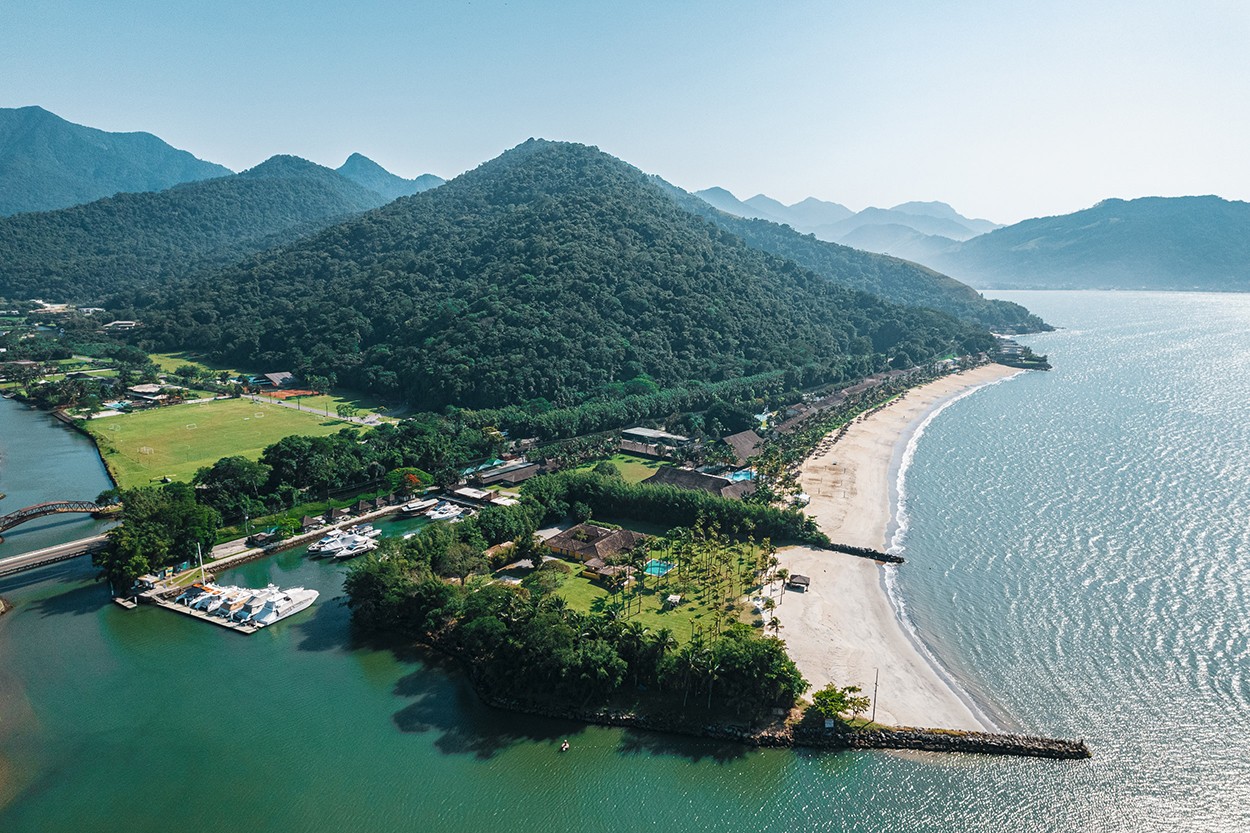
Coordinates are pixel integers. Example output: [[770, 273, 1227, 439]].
[[882, 370, 1024, 731]]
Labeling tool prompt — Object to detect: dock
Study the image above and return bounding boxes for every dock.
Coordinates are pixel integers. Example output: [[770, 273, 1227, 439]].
[[150, 594, 259, 634]]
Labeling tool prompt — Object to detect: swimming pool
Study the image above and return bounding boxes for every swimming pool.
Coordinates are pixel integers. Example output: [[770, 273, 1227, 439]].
[[726, 469, 755, 482], [643, 559, 675, 577]]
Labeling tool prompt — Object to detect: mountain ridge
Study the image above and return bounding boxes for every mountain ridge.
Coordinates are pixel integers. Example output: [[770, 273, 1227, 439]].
[[0, 105, 231, 216]]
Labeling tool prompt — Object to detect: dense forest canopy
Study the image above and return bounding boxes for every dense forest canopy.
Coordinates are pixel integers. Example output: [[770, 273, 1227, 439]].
[[130, 140, 998, 410], [0, 155, 389, 301]]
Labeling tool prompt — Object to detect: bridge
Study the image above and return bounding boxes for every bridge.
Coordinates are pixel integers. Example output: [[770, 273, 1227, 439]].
[[0, 501, 119, 541], [0, 535, 109, 578]]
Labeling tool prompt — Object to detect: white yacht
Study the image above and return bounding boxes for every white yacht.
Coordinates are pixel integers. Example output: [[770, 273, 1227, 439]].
[[251, 587, 319, 628], [213, 587, 253, 618], [399, 497, 438, 516], [232, 586, 279, 622], [334, 535, 377, 559], [194, 585, 236, 613], [175, 584, 209, 606], [427, 503, 462, 522], [346, 523, 381, 539], [307, 529, 347, 555]]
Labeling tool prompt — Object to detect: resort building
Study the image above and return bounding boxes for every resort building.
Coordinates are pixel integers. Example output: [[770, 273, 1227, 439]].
[[545, 523, 648, 564], [721, 429, 763, 467], [642, 466, 756, 500], [621, 426, 693, 446]]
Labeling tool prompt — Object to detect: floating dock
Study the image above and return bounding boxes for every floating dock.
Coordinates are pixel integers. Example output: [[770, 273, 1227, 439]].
[[150, 595, 259, 635]]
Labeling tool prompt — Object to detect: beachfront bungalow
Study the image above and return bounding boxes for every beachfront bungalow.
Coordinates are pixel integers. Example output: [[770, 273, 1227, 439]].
[[301, 515, 324, 533], [328, 507, 351, 522], [786, 574, 811, 592], [642, 466, 756, 501], [545, 523, 648, 565], [721, 429, 763, 467]]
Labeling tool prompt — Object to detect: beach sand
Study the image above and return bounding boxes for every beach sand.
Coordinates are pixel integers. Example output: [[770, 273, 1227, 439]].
[[776, 363, 1021, 730]]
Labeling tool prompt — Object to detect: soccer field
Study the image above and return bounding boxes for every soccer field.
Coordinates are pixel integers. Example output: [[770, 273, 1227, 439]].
[[86, 398, 353, 489]]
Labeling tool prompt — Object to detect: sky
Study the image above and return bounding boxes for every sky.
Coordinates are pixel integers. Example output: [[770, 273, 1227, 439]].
[[2, 0, 1247, 223]]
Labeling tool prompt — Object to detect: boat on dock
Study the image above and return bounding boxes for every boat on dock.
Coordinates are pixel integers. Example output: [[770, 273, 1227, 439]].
[[307, 529, 348, 556], [334, 534, 377, 559], [346, 523, 381, 539], [251, 587, 319, 628], [399, 497, 438, 517], [427, 502, 462, 522]]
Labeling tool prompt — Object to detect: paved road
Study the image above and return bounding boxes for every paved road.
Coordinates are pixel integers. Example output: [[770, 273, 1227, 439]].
[[0, 534, 108, 577]]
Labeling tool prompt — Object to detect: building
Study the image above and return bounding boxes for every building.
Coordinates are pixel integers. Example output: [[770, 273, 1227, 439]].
[[621, 426, 693, 447], [721, 429, 763, 467], [474, 461, 541, 487], [786, 574, 811, 592], [452, 487, 493, 504], [642, 466, 756, 501], [260, 371, 298, 388], [545, 523, 648, 564], [102, 320, 138, 331]]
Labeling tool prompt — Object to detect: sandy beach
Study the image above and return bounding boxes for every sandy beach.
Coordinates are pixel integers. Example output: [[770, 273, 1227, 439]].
[[776, 363, 1021, 730]]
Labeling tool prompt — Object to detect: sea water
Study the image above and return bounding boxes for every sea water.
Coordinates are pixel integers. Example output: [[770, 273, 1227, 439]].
[[2, 291, 1248, 831]]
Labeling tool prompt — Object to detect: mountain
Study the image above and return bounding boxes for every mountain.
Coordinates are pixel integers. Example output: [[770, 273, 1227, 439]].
[[664, 182, 1046, 333], [836, 223, 960, 263], [695, 188, 852, 230], [929, 196, 1250, 290], [810, 206, 989, 243], [890, 201, 1000, 236], [336, 153, 444, 201], [0, 106, 231, 216], [785, 197, 854, 228], [134, 140, 1002, 410], [0, 155, 389, 301], [692, 187, 785, 222]]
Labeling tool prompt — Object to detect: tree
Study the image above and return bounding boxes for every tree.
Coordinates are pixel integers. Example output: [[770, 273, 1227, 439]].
[[95, 482, 221, 589], [811, 683, 871, 722]]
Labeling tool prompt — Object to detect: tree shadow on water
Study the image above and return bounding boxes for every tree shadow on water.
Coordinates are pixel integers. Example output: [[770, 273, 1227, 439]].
[[615, 726, 749, 764], [390, 665, 585, 759], [26, 581, 110, 618], [292, 595, 360, 653]]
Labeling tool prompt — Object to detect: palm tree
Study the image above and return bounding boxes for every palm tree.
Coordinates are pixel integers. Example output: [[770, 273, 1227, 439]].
[[767, 616, 782, 638], [776, 568, 790, 603]]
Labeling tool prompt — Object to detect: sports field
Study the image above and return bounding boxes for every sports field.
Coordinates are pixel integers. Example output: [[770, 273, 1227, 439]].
[[85, 397, 352, 489]]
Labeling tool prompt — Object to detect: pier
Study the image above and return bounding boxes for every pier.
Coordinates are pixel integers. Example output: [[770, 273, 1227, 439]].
[[149, 592, 259, 634]]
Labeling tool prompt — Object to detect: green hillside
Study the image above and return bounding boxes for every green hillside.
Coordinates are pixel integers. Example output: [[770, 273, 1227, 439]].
[[132, 140, 998, 410], [668, 181, 1047, 333], [931, 196, 1250, 290], [0, 155, 388, 301], [0, 105, 230, 216]]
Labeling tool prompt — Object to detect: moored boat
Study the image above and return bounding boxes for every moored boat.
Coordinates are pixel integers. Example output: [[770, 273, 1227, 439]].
[[399, 497, 438, 516], [251, 587, 319, 628]]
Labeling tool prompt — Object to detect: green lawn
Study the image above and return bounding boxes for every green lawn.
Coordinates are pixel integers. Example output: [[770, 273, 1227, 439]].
[[573, 452, 668, 484], [84, 397, 354, 488], [551, 564, 738, 644]]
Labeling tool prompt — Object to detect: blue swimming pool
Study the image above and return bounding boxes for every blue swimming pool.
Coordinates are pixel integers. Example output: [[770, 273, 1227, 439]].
[[726, 469, 755, 482], [643, 559, 675, 577]]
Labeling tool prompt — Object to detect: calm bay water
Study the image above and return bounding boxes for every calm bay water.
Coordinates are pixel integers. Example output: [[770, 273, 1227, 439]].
[[2, 291, 1249, 831]]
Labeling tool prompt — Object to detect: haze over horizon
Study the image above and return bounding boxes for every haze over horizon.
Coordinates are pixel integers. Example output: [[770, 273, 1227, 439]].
[[3, 0, 1247, 224]]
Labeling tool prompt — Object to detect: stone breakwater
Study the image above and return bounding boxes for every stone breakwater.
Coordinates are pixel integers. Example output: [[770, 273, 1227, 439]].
[[479, 691, 1091, 761], [827, 543, 906, 564]]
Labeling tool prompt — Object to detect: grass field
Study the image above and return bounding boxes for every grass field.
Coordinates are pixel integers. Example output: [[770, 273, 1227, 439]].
[[551, 565, 739, 644], [84, 397, 353, 489], [573, 452, 668, 484]]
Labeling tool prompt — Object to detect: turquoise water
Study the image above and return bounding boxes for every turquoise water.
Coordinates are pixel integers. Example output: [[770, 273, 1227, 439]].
[[643, 558, 675, 577], [0, 398, 115, 553], [2, 291, 1249, 830]]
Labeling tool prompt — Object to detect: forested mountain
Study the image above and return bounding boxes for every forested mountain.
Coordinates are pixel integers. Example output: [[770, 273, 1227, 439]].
[[133, 140, 1001, 410], [336, 153, 444, 201], [0, 155, 388, 301], [0, 106, 230, 216], [927, 196, 1250, 290], [664, 182, 1046, 332]]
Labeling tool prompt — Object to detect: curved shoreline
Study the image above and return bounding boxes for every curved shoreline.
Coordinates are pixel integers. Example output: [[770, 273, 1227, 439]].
[[881, 369, 1024, 731], [778, 364, 1022, 731]]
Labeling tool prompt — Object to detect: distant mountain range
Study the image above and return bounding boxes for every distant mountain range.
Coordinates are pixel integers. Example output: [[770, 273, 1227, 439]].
[[0, 155, 392, 300], [0, 106, 231, 216], [694, 187, 999, 246], [698, 187, 1250, 292], [337, 153, 445, 200], [926, 196, 1250, 291]]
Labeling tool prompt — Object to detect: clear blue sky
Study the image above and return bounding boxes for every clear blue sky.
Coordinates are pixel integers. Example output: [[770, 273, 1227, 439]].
[[3, 0, 1246, 223]]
